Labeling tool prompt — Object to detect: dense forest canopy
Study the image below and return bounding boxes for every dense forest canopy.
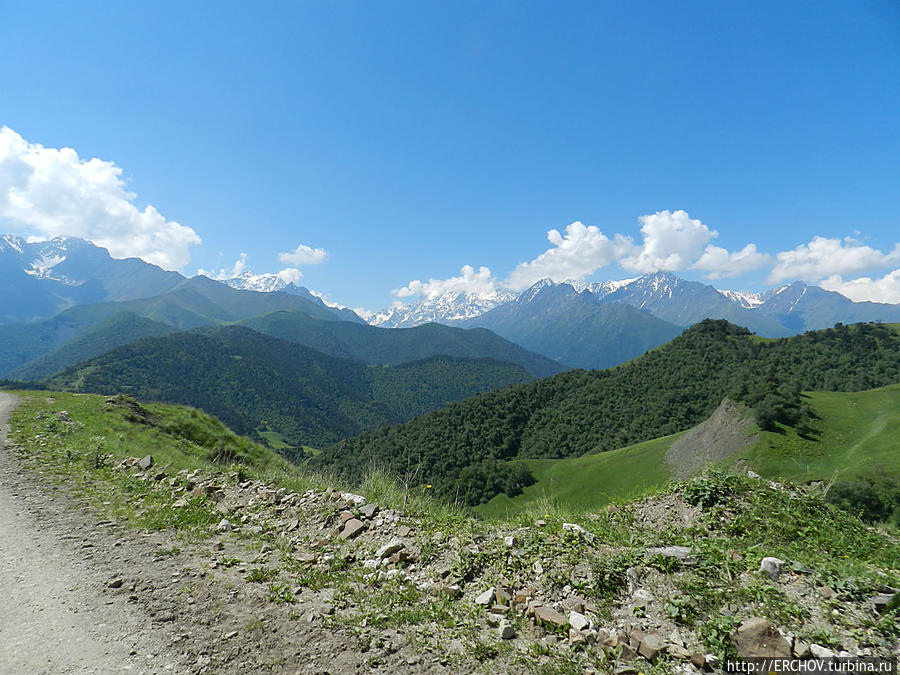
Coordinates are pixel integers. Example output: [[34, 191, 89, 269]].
[[312, 321, 900, 504]]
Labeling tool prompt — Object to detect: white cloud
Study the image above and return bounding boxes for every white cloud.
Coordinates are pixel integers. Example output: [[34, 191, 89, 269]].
[[276, 268, 302, 285], [394, 264, 499, 299], [278, 243, 327, 266], [820, 270, 900, 304], [691, 243, 770, 279], [0, 126, 200, 270], [769, 236, 900, 283], [619, 210, 716, 274], [504, 221, 635, 291], [198, 253, 248, 280]]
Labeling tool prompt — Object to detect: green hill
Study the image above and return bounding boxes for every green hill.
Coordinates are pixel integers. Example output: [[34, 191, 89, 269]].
[[477, 383, 900, 521], [239, 310, 564, 377], [47, 325, 533, 454], [12, 312, 177, 381], [313, 320, 900, 504]]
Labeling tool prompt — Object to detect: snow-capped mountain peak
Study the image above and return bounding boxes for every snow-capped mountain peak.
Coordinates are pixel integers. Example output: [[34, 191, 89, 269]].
[[368, 288, 517, 328], [223, 271, 295, 294]]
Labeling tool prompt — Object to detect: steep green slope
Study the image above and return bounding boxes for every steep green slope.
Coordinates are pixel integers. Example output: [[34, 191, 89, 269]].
[[239, 311, 565, 377], [477, 384, 900, 520], [12, 312, 177, 381], [462, 283, 682, 369], [47, 326, 533, 453], [313, 320, 900, 503]]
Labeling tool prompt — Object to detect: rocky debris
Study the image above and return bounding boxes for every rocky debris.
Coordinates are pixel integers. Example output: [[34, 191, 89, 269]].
[[498, 621, 516, 640], [759, 556, 786, 580], [562, 522, 595, 542], [645, 545, 695, 565], [638, 633, 665, 661], [340, 492, 366, 506], [732, 617, 792, 657], [810, 644, 837, 658], [874, 591, 899, 612], [138, 455, 153, 470], [216, 518, 232, 533], [359, 503, 379, 519], [533, 605, 567, 628], [339, 518, 366, 540], [375, 540, 404, 560], [568, 611, 590, 632]]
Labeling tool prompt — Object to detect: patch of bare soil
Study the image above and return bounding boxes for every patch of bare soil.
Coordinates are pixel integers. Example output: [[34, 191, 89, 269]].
[[664, 399, 758, 479]]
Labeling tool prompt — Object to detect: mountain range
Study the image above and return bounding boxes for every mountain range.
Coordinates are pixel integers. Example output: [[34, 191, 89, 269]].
[[46, 325, 537, 452], [5, 233, 900, 377]]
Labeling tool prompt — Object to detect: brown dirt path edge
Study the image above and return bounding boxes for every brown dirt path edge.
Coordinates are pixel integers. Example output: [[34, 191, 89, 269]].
[[0, 393, 462, 675], [0, 392, 183, 674]]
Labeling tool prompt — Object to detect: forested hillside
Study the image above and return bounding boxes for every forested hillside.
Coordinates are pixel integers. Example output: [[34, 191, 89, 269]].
[[47, 326, 533, 453], [313, 321, 900, 503], [239, 310, 564, 377]]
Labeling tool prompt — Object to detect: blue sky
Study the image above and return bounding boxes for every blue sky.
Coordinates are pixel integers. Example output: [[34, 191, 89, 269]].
[[1, 0, 900, 310]]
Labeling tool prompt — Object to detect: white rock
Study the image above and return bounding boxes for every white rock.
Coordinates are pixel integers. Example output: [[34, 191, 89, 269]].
[[216, 518, 232, 533], [810, 644, 836, 658], [759, 557, 786, 580], [475, 587, 495, 606], [341, 492, 367, 506], [568, 611, 590, 632]]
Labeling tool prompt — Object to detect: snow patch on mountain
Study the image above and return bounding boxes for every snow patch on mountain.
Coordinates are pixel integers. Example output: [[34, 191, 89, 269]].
[[718, 289, 765, 308]]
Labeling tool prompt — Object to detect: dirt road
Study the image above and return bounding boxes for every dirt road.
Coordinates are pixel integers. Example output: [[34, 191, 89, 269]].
[[0, 392, 179, 674]]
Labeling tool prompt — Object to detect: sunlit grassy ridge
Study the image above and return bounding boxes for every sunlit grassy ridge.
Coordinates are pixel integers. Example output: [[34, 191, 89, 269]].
[[477, 384, 900, 521], [5, 389, 899, 668]]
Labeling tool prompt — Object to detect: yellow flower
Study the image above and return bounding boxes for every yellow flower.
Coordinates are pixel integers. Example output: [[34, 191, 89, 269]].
[[426, 484, 432, 489]]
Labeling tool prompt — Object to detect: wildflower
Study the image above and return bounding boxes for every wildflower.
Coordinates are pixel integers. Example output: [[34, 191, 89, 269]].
[[426, 484, 432, 489]]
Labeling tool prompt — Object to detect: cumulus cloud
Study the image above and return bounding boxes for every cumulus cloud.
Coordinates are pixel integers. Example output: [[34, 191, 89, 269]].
[[394, 264, 499, 299], [0, 126, 200, 270], [769, 236, 900, 283], [276, 268, 303, 285], [619, 210, 716, 274], [691, 243, 770, 279], [198, 253, 249, 280], [504, 221, 635, 291], [278, 243, 327, 266], [820, 270, 900, 304]]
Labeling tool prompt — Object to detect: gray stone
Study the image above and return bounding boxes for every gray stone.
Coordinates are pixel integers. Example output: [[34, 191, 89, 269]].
[[639, 633, 665, 660], [376, 540, 404, 559], [359, 503, 379, 519], [732, 617, 791, 657], [340, 518, 366, 539], [793, 639, 811, 658], [569, 627, 587, 647], [568, 610, 589, 632], [216, 518, 232, 533], [759, 557, 786, 580], [475, 587, 495, 606], [534, 605, 567, 628], [874, 592, 900, 612], [504, 535, 515, 548], [138, 455, 153, 470], [499, 621, 516, 639], [485, 613, 502, 627], [341, 492, 366, 506], [810, 644, 836, 658], [645, 546, 695, 564]]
